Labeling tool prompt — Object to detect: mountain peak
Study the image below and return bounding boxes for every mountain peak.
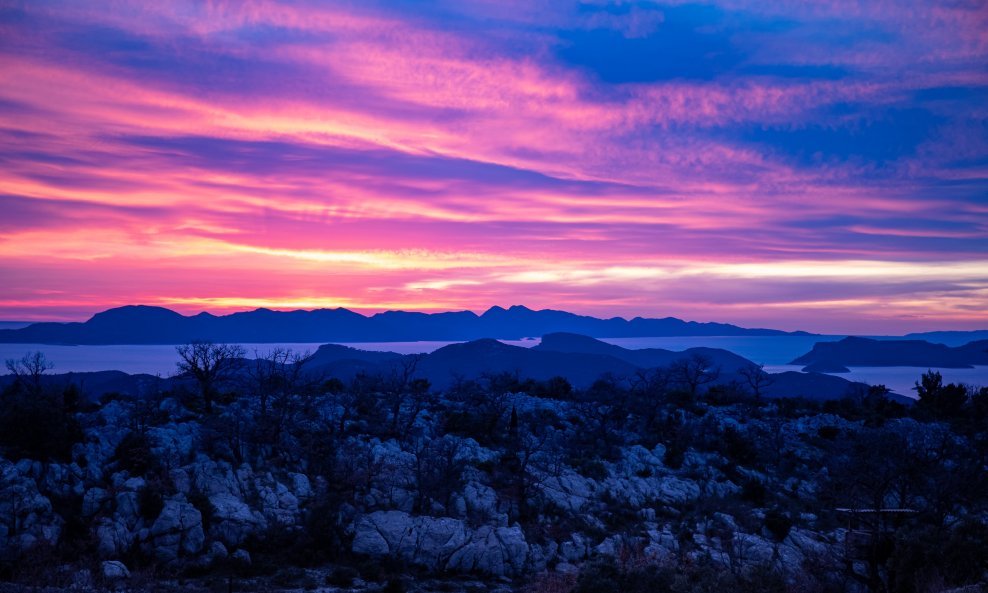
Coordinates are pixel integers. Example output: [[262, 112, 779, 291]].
[[88, 305, 183, 323]]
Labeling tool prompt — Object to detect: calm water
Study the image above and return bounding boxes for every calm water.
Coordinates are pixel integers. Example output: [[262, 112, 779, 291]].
[[2, 336, 985, 396], [598, 335, 844, 365], [0, 340, 536, 377], [764, 365, 987, 397]]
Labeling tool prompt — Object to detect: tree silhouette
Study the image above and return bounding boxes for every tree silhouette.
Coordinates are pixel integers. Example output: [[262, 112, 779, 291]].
[[5, 351, 54, 396], [176, 341, 246, 412], [669, 353, 720, 397], [738, 362, 773, 400]]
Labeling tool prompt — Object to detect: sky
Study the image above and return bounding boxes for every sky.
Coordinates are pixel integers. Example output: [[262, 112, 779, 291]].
[[0, 0, 986, 334]]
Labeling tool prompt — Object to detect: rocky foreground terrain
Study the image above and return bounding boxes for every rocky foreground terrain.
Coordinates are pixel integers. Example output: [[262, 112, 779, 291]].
[[0, 350, 986, 593]]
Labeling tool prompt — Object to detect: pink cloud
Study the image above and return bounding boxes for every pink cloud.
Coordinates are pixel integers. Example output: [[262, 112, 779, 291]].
[[0, 0, 985, 332]]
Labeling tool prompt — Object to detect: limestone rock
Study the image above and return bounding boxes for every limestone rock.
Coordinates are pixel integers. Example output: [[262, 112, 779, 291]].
[[101, 560, 130, 580], [149, 499, 204, 562], [352, 511, 532, 576]]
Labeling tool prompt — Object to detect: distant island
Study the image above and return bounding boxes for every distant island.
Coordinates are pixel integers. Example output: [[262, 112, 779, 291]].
[[791, 336, 988, 370], [902, 329, 988, 346], [0, 304, 812, 345]]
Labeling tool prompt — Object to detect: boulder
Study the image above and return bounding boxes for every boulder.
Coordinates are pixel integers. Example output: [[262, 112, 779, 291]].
[[288, 472, 312, 499], [447, 524, 531, 575], [149, 499, 204, 563], [352, 511, 532, 577], [208, 492, 267, 547], [82, 487, 111, 517], [101, 560, 130, 580], [603, 474, 700, 507], [207, 540, 229, 562], [231, 548, 252, 566], [95, 517, 134, 558], [254, 477, 300, 525], [114, 490, 142, 529], [0, 459, 62, 555], [538, 471, 595, 512]]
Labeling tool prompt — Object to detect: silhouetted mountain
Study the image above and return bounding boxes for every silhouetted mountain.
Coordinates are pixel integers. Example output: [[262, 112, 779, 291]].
[[0, 304, 809, 345], [534, 332, 754, 373], [416, 339, 638, 390], [305, 343, 404, 367], [791, 337, 988, 369], [902, 330, 988, 347], [316, 335, 876, 400]]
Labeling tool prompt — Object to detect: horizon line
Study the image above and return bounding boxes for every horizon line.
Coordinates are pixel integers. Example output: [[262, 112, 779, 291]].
[[2, 303, 986, 337]]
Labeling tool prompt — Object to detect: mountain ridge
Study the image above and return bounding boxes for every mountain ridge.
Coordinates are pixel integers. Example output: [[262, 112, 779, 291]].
[[0, 304, 812, 345]]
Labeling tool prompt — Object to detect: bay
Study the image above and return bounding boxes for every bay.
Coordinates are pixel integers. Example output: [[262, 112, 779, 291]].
[[2, 336, 985, 397]]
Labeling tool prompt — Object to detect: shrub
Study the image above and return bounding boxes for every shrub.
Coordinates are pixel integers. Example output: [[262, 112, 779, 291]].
[[740, 477, 767, 506], [271, 566, 312, 588], [113, 431, 155, 475], [764, 508, 793, 542], [573, 558, 675, 593], [0, 384, 83, 462], [325, 566, 358, 587], [571, 456, 608, 481], [720, 425, 758, 465], [138, 483, 165, 521], [663, 442, 685, 469]]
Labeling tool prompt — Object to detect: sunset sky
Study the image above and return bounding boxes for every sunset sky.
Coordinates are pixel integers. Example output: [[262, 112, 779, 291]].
[[1, 0, 986, 333]]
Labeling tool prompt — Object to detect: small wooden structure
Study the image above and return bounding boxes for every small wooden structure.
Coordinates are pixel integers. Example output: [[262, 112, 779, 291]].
[[836, 508, 918, 561]]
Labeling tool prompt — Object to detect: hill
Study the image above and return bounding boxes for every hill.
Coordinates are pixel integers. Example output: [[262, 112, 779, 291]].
[[791, 337, 988, 369]]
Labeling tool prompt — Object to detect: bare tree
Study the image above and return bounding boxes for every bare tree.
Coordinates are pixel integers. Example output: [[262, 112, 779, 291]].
[[5, 351, 54, 396], [739, 362, 773, 400], [576, 400, 624, 456], [175, 341, 246, 412], [247, 347, 310, 415], [407, 435, 464, 514], [628, 367, 670, 432], [669, 353, 720, 397], [245, 347, 312, 454], [382, 354, 426, 436]]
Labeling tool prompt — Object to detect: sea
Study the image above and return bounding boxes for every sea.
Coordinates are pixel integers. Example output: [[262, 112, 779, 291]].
[[1, 335, 986, 398]]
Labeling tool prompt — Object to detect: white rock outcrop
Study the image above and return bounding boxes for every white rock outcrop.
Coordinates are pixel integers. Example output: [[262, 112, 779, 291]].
[[352, 510, 533, 576]]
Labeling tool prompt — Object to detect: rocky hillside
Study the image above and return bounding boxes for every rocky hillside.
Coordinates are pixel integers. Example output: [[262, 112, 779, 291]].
[[0, 354, 985, 593]]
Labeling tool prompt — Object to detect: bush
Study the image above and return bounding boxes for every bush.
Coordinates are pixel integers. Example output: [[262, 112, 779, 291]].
[[571, 456, 608, 481], [0, 385, 83, 462], [573, 558, 675, 593], [720, 425, 758, 465], [113, 431, 155, 475], [271, 566, 313, 588], [138, 483, 165, 521], [663, 442, 685, 469], [325, 566, 358, 587], [740, 478, 767, 506], [763, 508, 793, 542]]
